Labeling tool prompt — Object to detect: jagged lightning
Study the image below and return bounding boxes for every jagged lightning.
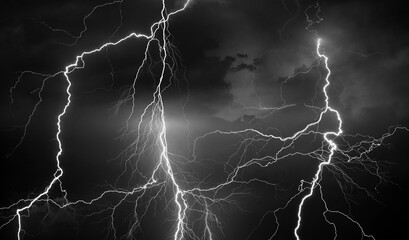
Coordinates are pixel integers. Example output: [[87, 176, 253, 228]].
[[294, 38, 343, 239], [2, 0, 192, 239]]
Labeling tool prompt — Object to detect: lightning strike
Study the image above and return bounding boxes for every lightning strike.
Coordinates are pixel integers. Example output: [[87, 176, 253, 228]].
[[2, 0, 193, 239], [294, 38, 344, 240]]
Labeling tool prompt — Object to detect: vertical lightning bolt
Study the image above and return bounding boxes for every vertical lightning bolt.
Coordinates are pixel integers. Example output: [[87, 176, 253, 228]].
[[2, 1, 193, 239], [294, 38, 343, 240]]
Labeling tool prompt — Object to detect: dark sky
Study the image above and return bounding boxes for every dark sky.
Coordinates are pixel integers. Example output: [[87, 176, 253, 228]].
[[1, 0, 409, 239]]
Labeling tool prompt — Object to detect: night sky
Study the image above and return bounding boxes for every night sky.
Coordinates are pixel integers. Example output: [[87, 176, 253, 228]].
[[1, 0, 409, 239]]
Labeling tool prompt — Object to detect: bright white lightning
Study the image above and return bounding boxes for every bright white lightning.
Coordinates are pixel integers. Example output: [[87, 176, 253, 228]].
[[2, 0, 192, 239], [294, 38, 343, 240]]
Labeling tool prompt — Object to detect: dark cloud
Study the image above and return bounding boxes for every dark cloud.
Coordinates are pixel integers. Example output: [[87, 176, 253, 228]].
[[313, 0, 409, 133], [183, 56, 236, 115], [236, 53, 248, 58], [231, 62, 256, 72]]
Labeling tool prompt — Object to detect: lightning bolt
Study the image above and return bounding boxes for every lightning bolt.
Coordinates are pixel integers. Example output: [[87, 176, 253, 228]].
[[2, 0, 408, 240], [294, 38, 343, 240], [2, 0, 193, 239]]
